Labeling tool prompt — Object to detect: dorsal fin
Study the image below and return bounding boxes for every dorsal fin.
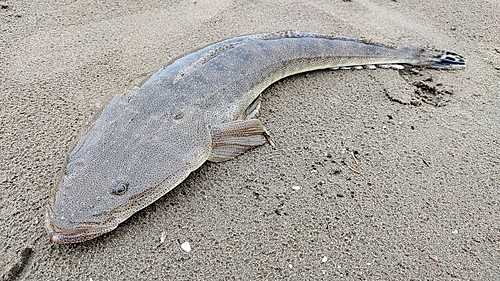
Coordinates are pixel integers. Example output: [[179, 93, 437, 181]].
[[256, 30, 336, 40], [173, 41, 242, 84], [257, 30, 398, 49]]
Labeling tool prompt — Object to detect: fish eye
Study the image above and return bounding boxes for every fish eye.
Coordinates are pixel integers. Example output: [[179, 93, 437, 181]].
[[111, 181, 129, 195]]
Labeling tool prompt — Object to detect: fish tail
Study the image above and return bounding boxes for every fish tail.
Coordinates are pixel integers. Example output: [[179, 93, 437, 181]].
[[414, 48, 466, 68]]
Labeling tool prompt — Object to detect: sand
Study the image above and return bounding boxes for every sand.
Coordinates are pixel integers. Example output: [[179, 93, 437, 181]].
[[1, 0, 499, 280]]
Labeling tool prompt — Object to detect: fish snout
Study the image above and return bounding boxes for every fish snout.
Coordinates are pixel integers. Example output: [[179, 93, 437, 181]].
[[45, 216, 117, 244]]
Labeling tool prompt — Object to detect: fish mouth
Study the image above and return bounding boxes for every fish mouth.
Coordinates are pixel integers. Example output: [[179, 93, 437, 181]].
[[46, 219, 117, 244]]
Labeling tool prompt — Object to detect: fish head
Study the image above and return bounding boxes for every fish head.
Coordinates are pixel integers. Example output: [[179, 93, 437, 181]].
[[46, 95, 212, 244]]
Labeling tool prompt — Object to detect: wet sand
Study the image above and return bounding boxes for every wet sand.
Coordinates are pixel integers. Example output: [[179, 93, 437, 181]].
[[1, 0, 499, 279]]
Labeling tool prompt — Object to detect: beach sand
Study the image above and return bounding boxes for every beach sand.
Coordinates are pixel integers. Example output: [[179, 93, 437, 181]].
[[1, 0, 499, 279]]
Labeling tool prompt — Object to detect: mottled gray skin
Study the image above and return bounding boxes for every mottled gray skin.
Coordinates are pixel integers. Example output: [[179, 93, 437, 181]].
[[46, 31, 465, 244]]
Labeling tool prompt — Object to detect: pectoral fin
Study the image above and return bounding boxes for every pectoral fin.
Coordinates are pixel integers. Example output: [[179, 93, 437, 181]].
[[208, 119, 267, 162]]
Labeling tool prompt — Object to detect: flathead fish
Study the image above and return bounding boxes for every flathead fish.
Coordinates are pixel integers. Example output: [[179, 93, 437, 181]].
[[46, 31, 466, 244]]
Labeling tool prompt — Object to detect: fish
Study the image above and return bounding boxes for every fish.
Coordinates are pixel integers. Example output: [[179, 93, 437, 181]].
[[45, 31, 466, 244]]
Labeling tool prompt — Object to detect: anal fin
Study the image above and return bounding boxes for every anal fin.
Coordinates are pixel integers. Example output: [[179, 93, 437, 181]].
[[208, 119, 267, 162]]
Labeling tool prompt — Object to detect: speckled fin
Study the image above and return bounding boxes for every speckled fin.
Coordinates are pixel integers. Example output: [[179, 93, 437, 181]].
[[256, 31, 397, 49], [208, 119, 267, 162], [173, 41, 242, 83], [256, 30, 336, 40]]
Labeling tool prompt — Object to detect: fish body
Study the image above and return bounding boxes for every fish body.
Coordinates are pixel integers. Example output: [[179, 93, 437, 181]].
[[46, 31, 465, 244]]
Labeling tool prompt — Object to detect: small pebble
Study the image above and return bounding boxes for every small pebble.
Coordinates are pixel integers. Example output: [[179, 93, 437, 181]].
[[288, 264, 293, 268], [429, 254, 438, 262], [410, 99, 422, 106], [292, 185, 301, 190], [322, 256, 328, 263], [181, 241, 191, 252], [160, 231, 167, 244]]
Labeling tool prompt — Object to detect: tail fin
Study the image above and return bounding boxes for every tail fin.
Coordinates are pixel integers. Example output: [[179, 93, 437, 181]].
[[417, 49, 466, 69]]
